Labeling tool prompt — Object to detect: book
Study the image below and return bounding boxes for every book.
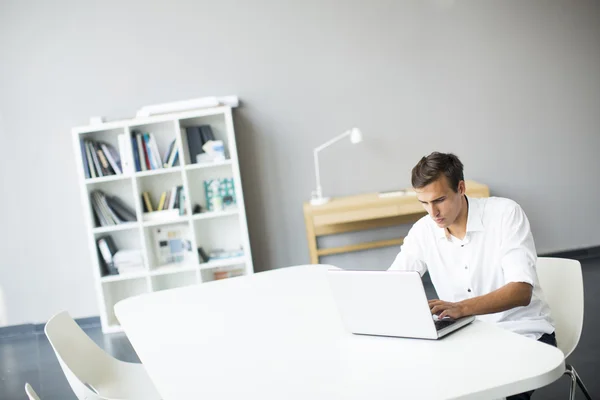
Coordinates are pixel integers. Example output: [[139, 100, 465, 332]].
[[163, 139, 176, 167], [113, 249, 143, 267], [213, 267, 244, 280], [197, 247, 209, 263], [88, 141, 103, 177], [117, 134, 132, 174], [173, 186, 180, 210], [178, 186, 185, 215], [98, 192, 121, 224], [135, 132, 148, 171], [94, 143, 114, 175], [185, 126, 203, 164], [153, 226, 192, 265], [169, 149, 179, 167], [148, 134, 162, 169], [91, 192, 109, 226], [131, 135, 141, 172], [199, 125, 216, 145], [208, 248, 244, 260], [157, 192, 167, 211], [168, 186, 177, 209], [204, 178, 236, 211], [105, 196, 136, 222], [142, 192, 154, 212], [97, 235, 118, 276], [163, 190, 171, 210], [142, 133, 157, 170], [85, 140, 97, 178], [91, 191, 118, 226], [101, 142, 122, 175], [80, 139, 91, 179]]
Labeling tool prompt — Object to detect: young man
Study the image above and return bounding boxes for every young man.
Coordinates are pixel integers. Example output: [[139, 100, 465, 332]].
[[389, 152, 555, 400]]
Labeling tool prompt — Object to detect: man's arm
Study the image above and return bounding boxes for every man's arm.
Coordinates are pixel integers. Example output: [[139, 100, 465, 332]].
[[388, 223, 427, 275], [429, 282, 532, 319], [430, 202, 537, 319]]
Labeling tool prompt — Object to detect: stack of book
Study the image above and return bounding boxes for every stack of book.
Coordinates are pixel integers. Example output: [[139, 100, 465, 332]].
[[91, 191, 137, 227], [96, 235, 144, 276], [80, 139, 123, 179], [131, 131, 179, 172], [185, 125, 217, 164], [213, 267, 245, 281], [113, 249, 144, 275], [142, 185, 185, 217]]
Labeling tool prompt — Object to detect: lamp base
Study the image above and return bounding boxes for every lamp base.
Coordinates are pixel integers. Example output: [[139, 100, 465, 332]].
[[310, 197, 331, 206]]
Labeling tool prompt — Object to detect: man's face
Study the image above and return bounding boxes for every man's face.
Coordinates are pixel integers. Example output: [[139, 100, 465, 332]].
[[414, 176, 465, 228]]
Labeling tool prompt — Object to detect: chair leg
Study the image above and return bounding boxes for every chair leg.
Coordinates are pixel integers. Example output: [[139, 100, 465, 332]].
[[565, 366, 577, 400], [565, 364, 593, 400]]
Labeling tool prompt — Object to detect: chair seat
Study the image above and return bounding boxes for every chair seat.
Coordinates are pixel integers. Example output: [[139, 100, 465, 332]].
[[87, 360, 161, 400]]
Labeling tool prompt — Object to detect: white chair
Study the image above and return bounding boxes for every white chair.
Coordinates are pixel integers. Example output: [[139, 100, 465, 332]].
[[25, 383, 41, 400], [44, 311, 162, 400], [536, 257, 592, 400]]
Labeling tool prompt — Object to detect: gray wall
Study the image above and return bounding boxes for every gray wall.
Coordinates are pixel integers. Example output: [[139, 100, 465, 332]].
[[1, 0, 599, 326]]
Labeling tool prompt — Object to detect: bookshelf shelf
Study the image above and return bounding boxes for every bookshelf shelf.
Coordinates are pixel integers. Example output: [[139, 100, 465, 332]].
[[142, 215, 189, 227], [192, 209, 239, 220], [149, 263, 198, 277], [199, 256, 247, 270], [100, 270, 148, 283], [135, 166, 182, 178], [85, 174, 131, 185], [92, 222, 139, 234], [73, 106, 254, 332], [185, 159, 233, 171]]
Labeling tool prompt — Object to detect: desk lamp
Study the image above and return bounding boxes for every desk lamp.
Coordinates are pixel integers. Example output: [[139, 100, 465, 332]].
[[310, 128, 363, 205]]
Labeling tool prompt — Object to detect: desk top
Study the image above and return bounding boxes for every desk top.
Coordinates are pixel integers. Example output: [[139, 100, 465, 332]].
[[115, 265, 564, 400], [303, 180, 490, 232], [303, 180, 489, 214]]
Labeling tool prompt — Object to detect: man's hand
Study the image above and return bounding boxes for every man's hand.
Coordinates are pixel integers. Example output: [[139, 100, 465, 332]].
[[428, 299, 469, 319]]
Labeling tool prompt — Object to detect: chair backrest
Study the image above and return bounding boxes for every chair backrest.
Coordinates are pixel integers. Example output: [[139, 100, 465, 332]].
[[25, 383, 41, 400], [535, 257, 584, 358], [44, 311, 112, 400]]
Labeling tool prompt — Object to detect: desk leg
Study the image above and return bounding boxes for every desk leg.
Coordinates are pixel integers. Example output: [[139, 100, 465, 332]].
[[303, 211, 319, 264]]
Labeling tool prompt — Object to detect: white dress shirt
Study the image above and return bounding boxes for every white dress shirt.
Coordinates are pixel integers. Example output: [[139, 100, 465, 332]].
[[389, 196, 554, 339]]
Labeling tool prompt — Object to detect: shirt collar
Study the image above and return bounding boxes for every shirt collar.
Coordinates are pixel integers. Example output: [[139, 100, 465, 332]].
[[436, 195, 484, 240]]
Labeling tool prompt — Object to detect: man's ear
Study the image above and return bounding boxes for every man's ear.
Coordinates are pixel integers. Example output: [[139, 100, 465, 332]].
[[458, 180, 466, 195]]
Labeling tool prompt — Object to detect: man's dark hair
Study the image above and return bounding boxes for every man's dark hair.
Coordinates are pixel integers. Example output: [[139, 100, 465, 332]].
[[411, 152, 464, 192]]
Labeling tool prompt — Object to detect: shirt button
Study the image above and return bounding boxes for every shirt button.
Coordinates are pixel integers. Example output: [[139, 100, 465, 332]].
[[467, 289, 472, 293], [465, 266, 468, 269], [461, 244, 464, 247]]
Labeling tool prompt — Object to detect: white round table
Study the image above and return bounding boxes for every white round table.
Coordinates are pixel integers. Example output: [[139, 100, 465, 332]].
[[115, 265, 565, 400]]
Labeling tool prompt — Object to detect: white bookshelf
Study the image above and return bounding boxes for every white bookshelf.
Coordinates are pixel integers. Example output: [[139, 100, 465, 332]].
[[72, 106, 254, 333]]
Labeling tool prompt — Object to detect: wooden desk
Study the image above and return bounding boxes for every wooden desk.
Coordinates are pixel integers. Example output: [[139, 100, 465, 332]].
[[303, 180, 490, 264]]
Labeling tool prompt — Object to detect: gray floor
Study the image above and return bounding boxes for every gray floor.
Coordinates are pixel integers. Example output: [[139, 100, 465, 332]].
[[1, 258, 598, 399]]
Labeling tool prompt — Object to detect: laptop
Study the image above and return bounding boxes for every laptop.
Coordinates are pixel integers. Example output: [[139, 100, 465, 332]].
[[326, 269, 475, 339]]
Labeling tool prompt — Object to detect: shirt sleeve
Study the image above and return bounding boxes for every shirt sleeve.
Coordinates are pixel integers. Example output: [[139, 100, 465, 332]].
[[500, 203, 537, 286], [388, 224, 428, 276]]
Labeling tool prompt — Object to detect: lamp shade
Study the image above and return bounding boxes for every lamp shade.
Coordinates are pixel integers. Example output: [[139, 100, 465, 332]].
[[350, 128, 363, 144]]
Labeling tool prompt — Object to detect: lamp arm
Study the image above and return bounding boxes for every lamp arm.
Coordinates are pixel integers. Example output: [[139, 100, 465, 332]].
[[313, 149, 322, 198], [311, 129, 353, 201], [313, 129, 351, 153]]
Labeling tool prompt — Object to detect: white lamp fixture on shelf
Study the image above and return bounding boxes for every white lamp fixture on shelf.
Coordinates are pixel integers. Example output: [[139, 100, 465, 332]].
[[310, 127, 363, 205]]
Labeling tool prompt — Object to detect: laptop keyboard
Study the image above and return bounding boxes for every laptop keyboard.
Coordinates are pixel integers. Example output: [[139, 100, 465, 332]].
[[434, 319, 458, 331]]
